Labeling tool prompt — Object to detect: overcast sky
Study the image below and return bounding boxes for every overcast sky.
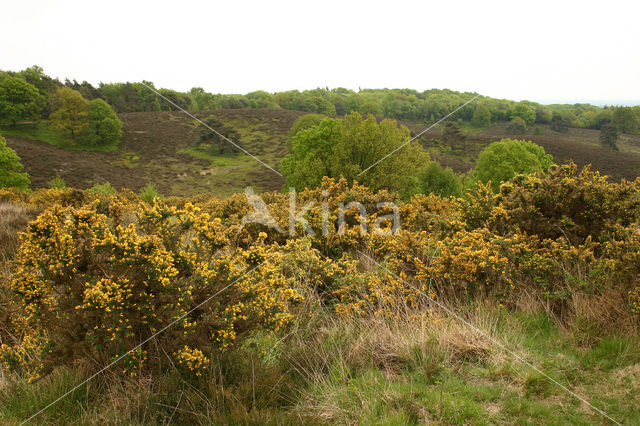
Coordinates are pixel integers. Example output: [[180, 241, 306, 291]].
[[1, 0, 638, 104]]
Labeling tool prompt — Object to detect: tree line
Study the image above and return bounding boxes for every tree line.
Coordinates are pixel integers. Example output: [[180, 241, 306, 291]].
[[0, 66, 122, 148], [2, 66, 639, 136]]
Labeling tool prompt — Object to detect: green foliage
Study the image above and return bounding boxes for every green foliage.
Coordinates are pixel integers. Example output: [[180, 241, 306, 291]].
[[87, 99, 123, 146], [506, 117, 527, 134], [139, 183, 161, 203], [0, 77, 45, 126], [599, 124, 619, 150], [550, 112, 571, 133], [509, 103, 536, 124], [532, 126, 543, 135], [89, 182, 117, 194], [49, 87, 89, 139], [535, 107, 552, 124], [100, 81, 161, 112], [441, 121, 465, 146], [288, 113, 326, 138], [358, 100, 383, 115], [419, 161, 463, 197], [281, 112, 428, 197], [471, 104, 491, 127], [197, 116, 243, 154], [0, 136, 30, 190], [48, 175, 66, 189], [475, 139, 553, 191], [612, 107, 639, 134]]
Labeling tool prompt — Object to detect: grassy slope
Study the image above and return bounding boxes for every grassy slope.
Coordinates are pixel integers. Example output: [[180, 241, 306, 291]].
[[1, 307, 638, 425], [0, 121, 118, 152]]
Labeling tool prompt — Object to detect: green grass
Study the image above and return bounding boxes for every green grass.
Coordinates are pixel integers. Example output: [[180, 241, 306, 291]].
[[180, 147, 246, 167], [1, 309, 638, 424], [0, 121, 119, 152]]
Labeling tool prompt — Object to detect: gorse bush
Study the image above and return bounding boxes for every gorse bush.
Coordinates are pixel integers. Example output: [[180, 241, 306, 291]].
[[1, 199, 304, 380], [1, 165, 639, 387]]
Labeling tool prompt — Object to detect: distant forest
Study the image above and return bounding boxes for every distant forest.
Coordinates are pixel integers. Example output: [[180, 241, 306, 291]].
[[2, 65, 640, 134]]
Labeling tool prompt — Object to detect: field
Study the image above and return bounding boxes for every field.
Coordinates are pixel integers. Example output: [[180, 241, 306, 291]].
[[2, 108, 640, 424], [3, 109, 640, 199]]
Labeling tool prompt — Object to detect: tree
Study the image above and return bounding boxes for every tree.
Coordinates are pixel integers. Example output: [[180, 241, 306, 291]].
[[358, 100, 382, 115], [0, 77, 45, 127], [288, 114, 326, 138], [475, 139, 553, 191], [509, 103, 536, 124], [599, 124, 619, 150], [506, 117, 527, 134], [87, 99, 123, 146], [419, 161, 462, 197], [442, 121, 465, 148], [535, 107, 552, 124], [550, 112, 571, 133], [281, 112, 428, 197], [197, 116, 243, 154], [49, 87, 89, 139], [0, 136, 30, 190], [471, 104, 491, 127], [612, 107, 639, 134]]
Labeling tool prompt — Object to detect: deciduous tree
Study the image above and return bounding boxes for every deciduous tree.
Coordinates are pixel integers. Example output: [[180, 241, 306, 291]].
[[87, 99, 123, 146], [0, 136, 30, 190], [281, 112, 428, 197], [475, 138, 553, 191], [0, 77, 45, 127], [599, 124, 619, 150], [49, 87, 89, 139], [471, 104, 491, 127]]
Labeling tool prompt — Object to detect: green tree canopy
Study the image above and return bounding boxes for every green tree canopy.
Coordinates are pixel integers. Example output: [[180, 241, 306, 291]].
[[599, 124, 619, 150], [471, 104, 491, 127], [419, 161, 462, 197], [49, 87, 89, 139], [475, 139, 553, 191], [281, 111, 428, 197], [288, 113, 327, 138], [506, 117, 527, 134], [612, 107, 639, 134], [0, 76, 45, 126], [0, 136, 30, 190], [509, 103, 536, 124], [87, 99, 123, 146], [550, 112, 571, 133]]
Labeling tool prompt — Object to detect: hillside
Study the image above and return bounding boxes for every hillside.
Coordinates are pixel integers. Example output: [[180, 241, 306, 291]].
[[3, 109, 304, 197], [3, 108, 640, 198]]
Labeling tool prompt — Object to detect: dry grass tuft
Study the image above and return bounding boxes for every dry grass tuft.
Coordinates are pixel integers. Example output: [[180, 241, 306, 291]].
[[0, 202, 38, 260], [568, 290, 639, 343], [439, 325, 492, 364]]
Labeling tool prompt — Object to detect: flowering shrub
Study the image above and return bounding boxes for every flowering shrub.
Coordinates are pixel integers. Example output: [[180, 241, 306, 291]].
[[1, 164, 640, 383], [2, 198, 304, 379]]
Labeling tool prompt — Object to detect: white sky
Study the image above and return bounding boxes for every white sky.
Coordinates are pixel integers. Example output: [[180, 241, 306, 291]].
[[1, 0, 639, 104]]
